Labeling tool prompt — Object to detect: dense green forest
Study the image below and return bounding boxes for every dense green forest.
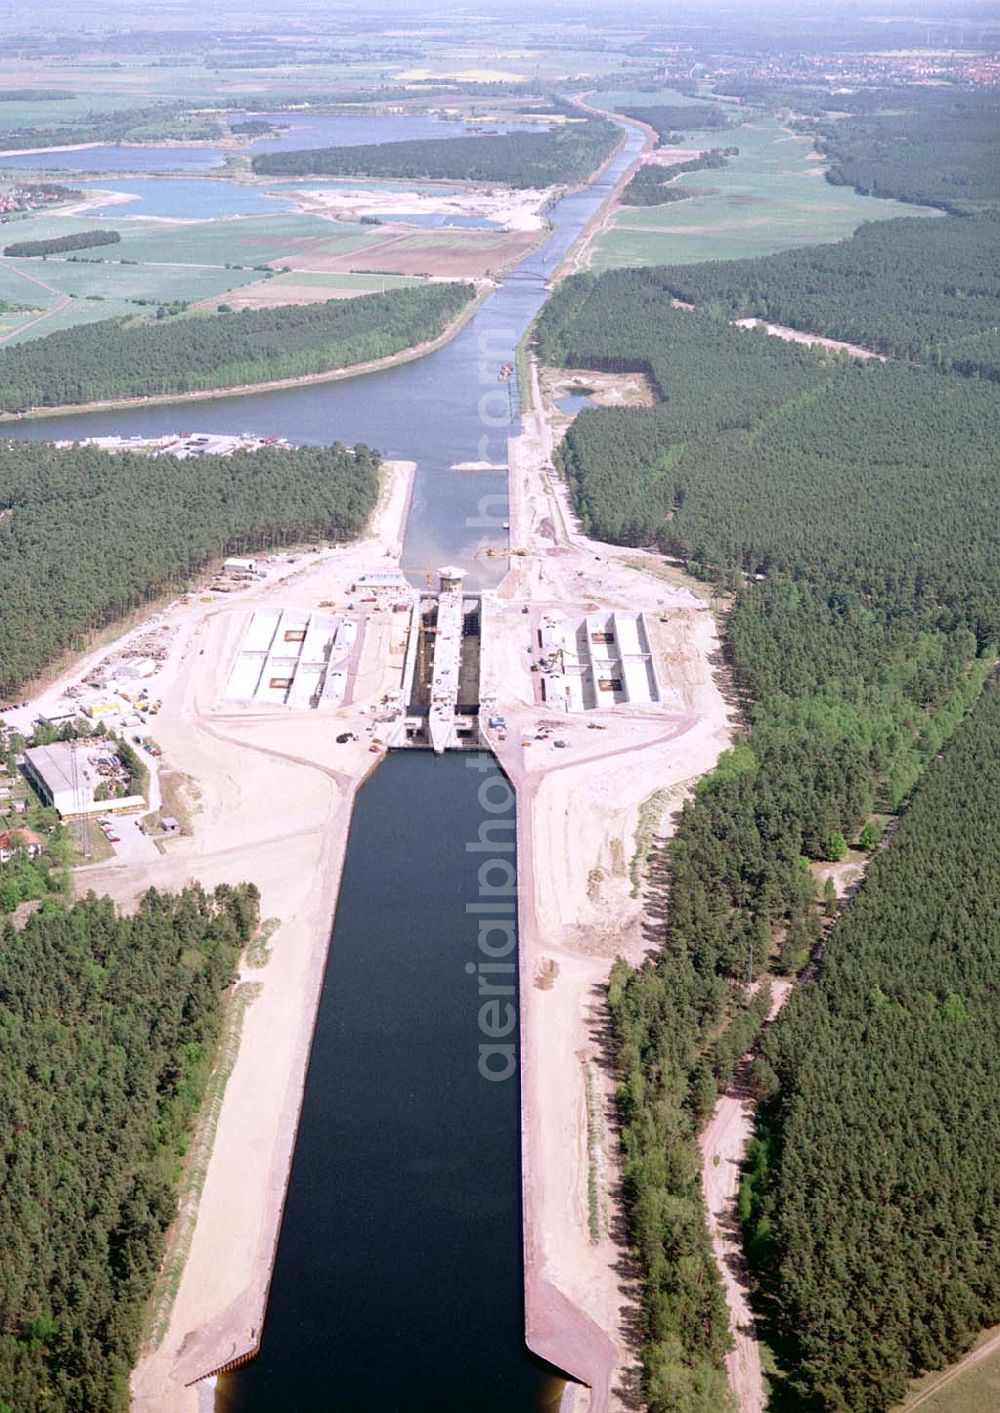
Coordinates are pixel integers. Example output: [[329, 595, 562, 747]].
[[646, 212, 1000, 371], [710, 82, 1000, 211], [539, 273, 1000, 1407], [621, 104, 731, 141], [743, 680, 1000, 1410], [251, 114, 619, 186], [807, 86, 1000, 211], [3, 229, 121, 258], [0, 882, 259, 1411], [0, 440, 378, 696], [0, 283, 473, 411], [620, 149, 734, 206]]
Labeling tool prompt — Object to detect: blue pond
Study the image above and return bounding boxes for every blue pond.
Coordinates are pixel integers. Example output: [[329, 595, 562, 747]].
[[556, 393, 593, 414], [248, 110, 542, 151], [0, 111, 546, 176], [0, 144, 225, 173], [76, 178, 296, 219]]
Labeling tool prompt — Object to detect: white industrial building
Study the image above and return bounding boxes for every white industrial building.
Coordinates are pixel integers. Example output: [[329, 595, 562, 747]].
[[224, 609, 357, 709], [538, 611, 661, 711], [24, 741, 146, 818]]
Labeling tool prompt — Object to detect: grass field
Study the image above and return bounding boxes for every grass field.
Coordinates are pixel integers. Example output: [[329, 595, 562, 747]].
[[0, 208, 413, 339], [898, 1336, 1000, 1413], [593, 87, 719, 111], [589, 120, 937, 270]]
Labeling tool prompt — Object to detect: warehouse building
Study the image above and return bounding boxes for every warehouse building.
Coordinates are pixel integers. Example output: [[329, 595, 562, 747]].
[[23, 741, 146, 819]]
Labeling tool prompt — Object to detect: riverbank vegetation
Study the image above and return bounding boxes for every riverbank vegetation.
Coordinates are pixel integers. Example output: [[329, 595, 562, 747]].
[[742, 680, 1000, 1410], [3, 229, 121, 258], [649, 212, 1000, 373], [0, 282, 474, 411], [538, 272, 1000, 1406], [0, 882, 260, 1411], [251, 110, 619, 187], [0, 440, 379, 697]]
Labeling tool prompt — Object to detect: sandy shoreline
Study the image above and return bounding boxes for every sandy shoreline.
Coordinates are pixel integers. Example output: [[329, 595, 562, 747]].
[[558, 95, 654, 279], [485, 355, 733, 1409], [290, 180, 556, 232], [5, 97, 733, 1411]]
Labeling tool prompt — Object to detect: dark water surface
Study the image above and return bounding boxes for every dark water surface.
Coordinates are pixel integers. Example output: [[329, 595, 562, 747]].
[[218, 753, 564, 1412]]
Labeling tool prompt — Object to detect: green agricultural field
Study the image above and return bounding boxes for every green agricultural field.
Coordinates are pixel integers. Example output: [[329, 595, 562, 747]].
[[0, 209, 398, 339], [0, 92, 168, 129], [899, 1340, 1000, 1413], [5, 253, 261, 304], [1, 298, 142, 343], [590, 120, 937, 269], [594, 87, 718, 111]]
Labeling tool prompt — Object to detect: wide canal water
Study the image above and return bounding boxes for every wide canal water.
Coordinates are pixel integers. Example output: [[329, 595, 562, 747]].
[[217, 752, 562, 1412], [22, 117, 644, 1407]]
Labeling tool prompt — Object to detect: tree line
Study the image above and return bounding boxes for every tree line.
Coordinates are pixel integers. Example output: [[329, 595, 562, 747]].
[[0, 882, 259, 1410], [0, 439, 379, 697], [0, 283, 474, 411], [0, 101, 221, 151], [743, 679, 1000, 1410], [806, 85, 1000, 213], [251, 114, 619, 188], [3, 229, 121, 258], [538, 272, 1000, 1406], [621, 104, 732, 142], [647, 211, 1000, 373], [620, 149, 735, 206]]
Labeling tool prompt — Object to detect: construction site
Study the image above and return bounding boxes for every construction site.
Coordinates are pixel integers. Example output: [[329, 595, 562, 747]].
[[14, 414, 730, 1413]]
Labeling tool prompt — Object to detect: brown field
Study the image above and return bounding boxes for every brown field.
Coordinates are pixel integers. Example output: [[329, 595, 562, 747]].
[[194, 270, 419, 311], [276, 225, 539, 279]]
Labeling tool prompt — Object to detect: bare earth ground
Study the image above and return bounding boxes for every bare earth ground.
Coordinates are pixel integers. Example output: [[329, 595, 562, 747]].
[[16, 364, 730, 1413], [290, 182, 554, 232], [191, 274, 419, 311], [10, 107, 728, 1412], [700, 980, 793, 1413], [732, 316, 887, 361], [540, 366, 656, 413], [641, 146, 705, 166], [275, 224, 541, 279], [486, 356, 734, 1411], [559, 96, 654, 279]]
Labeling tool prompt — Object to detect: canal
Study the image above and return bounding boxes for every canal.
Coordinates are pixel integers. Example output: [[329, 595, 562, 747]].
[[216, 751, 562, 1412], [20, 116, 645, 1408], [19, 120, 645, 585]]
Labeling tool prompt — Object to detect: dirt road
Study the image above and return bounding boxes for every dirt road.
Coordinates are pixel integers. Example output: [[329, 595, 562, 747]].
[[700, 980, 792, 1413], [903, 1327, 1000, 1410], [0, 258, 71, 342]]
